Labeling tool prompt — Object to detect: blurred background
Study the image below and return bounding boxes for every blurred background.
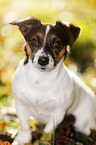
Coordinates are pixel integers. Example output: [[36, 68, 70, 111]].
[[0, 0, 96, 140]]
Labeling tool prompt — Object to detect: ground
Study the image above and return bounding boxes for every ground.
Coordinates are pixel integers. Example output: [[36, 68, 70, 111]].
[[0, 114, 96, 145]]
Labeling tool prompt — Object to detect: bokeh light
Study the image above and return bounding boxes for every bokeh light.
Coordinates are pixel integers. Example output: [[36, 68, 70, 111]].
[[1, 25, 12, 36]]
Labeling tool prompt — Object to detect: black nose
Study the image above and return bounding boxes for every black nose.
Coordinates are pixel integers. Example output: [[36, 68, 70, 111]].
[[38, 56, 49, 66]]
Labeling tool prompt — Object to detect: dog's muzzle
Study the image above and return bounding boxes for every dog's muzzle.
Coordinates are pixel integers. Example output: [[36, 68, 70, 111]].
[[32, 49, 55, 71]]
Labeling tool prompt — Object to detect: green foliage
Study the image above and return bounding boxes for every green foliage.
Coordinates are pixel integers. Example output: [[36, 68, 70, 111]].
[[39, 143, 48, 145], [68, 143, 76, 145]]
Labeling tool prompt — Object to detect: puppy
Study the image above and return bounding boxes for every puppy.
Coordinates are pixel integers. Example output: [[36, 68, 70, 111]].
[[11, 17, 96, 145]]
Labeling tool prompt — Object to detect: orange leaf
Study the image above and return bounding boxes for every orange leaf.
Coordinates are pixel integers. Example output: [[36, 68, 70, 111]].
[[1, 122, 7, 128], [4, 142, 11, 145], [0, 142, 11, 145], [0, 142, 4, 145]]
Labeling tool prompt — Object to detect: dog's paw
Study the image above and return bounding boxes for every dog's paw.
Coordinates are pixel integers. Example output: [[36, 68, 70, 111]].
[[12, 128, 32, 145]]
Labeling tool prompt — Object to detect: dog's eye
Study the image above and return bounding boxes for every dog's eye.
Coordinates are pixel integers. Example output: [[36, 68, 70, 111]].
[[54, 40, 62, 49], [30, 38, 38, 47]]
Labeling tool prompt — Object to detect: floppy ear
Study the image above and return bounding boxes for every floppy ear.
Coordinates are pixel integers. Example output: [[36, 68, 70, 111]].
[[55, 21, 81, 47], [10, 16, 41, 40]]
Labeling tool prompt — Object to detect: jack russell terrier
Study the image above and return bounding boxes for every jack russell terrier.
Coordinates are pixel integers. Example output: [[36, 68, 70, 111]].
[[10, 17, 96, 145]]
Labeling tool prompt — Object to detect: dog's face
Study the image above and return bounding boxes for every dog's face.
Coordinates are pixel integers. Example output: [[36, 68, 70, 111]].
[[11, 17, 81, 71]]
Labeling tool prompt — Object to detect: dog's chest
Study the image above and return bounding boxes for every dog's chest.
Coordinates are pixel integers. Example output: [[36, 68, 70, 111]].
[[12, 59, 73, 114]]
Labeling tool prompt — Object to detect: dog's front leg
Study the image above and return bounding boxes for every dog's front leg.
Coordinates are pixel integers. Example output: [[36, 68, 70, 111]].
[[12, 99, 31, 145], [44, 111, 65, 133]]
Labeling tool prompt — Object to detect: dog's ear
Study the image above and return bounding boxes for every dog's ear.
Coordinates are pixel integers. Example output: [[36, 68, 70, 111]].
[[10, 17, 41, 39], [56, 21, 81, 47], [69, 23, 81, 46]]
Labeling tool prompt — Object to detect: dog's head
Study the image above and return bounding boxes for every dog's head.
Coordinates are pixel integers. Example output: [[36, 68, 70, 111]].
[[10, 17, 81, 71]]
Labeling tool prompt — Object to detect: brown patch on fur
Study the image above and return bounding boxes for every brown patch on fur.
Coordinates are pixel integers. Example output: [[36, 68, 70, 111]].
[[50, 34, 58, 40], [26, 43, 34, 59], [36, 32, 43, 40], [57, 46, 66, 62], [49, 34, 59, 45]]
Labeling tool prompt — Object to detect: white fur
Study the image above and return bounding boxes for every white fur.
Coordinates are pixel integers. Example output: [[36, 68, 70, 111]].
[[44, 25, 50, 43], [33, 48, 54, 71], [12, 57, 96, 145]]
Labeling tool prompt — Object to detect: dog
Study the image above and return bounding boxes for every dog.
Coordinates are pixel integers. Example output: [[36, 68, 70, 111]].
[[10, 17, 96, 145]]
